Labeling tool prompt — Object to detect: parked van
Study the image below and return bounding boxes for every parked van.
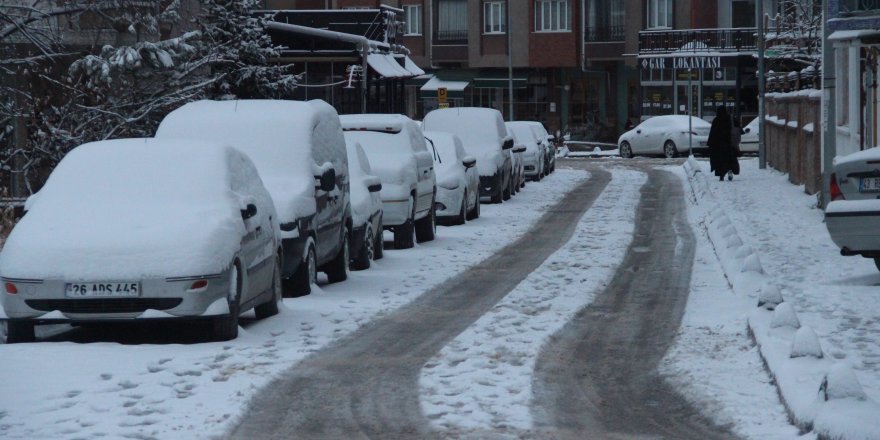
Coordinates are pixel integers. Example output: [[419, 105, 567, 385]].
[[157, 100, 352, 296]]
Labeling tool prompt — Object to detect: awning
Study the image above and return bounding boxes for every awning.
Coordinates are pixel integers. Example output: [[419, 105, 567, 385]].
[[367, 53, 413, 78], [403, 55, 425, 76], [420, 76, 470, 99]]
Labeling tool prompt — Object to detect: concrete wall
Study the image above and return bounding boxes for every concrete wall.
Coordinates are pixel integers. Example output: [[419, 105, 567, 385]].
[[765, 93, 822, 194]]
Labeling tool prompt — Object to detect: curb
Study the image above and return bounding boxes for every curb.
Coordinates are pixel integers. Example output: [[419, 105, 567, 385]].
[[681, 158, 880, 440]]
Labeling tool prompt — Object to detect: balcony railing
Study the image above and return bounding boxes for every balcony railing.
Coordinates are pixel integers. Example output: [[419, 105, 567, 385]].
[[435, 29, 468, 43], [840, 0, 880, 15], [585, 25, 625, 42], [639, 28, 757, 53]]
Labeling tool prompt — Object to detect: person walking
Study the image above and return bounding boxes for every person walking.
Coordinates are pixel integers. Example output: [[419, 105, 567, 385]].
[[707, 106, 740, 181]]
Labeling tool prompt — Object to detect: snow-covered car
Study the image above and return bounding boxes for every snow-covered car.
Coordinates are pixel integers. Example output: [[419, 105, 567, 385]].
[[507, 121, 547, 181], [524, 121, 556, 174], [825, 146, 880, 272], [618, 115, 711, 158], [740, 117, 760, 154], [345, 141, 384, 270], [0, 139, 281, 343], [341, 114, 436, 250], [508, 133, 527, 195], [422, 107, 514, 203], [423, 131, 480, 224], [157, 100, 352, 297]]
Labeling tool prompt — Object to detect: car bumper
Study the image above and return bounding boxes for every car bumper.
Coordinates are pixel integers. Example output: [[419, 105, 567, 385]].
[[825, 203, 880, 256], [479, 173, 502, 198], [1, 272, 234, 321], [436, 187, 465, 219]]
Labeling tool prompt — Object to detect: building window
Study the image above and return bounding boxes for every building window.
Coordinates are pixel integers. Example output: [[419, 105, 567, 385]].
[[484, 2, 506, 34], [535, 0, 571, 32], [585, 0, 624, 41], [647, 0, 673, 29], [438, 0, 468, 41], [404, 5, 422, 35]]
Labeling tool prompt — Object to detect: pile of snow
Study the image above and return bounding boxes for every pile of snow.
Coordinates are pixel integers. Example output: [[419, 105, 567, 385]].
[[681, 158, 880, 440]]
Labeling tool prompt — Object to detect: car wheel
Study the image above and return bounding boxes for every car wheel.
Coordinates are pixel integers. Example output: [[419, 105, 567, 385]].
[[373, 217, 384, 260], [254, 254, 282, 319], [663, 140, 678, 158], [490, 175, 503, 204], [467, 193, 480, 220], [284, 242, 316, 297], [502, 175, 512, 201], [326, 227, 350, 283], [875, 257, 880, 272], [4, 321, 35, 344], [620, 141, 633, 159], [415, 199, 436, 243], [394, 197, 416, 249], [212, 261, 242, 341], [452, 192, 467, 225], [351, 225, 373, 271]]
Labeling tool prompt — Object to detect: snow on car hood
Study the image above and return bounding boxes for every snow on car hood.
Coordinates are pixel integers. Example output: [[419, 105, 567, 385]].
[[834, 146, 880, 167], [475, 150, 505, 177]]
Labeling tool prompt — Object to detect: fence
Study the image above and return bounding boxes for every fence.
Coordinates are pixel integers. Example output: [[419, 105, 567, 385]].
[[764, 91, 822, 195]]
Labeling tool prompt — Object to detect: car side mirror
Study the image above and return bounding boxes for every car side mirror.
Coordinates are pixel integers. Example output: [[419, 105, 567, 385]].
[[365, 176, 382, 193], [502, 137, 514, 150], [240, 203, 257, 220], [317, 168, 336, 192], [462, 156, 476, 169], [513, 145, 527, 153]]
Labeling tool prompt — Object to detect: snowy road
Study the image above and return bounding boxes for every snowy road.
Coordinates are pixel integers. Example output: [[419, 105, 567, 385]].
[[228, 167, 612, 439]]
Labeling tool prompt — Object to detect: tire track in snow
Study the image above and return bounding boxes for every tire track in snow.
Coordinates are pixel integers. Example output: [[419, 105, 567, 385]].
[[228, 164, 610, 440]]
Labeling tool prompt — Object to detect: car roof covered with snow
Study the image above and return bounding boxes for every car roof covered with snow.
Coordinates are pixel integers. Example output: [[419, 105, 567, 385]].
[[0, 138, 270, 280], [339, 114, 427, 154], [422, 107, 508, 153], [155, 99, 347, 222]]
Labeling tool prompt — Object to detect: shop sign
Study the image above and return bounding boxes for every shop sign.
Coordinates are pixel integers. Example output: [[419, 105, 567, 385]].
[[641, 56, 722, 71]]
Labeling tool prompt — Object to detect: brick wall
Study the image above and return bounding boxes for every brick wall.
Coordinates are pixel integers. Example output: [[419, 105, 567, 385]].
[[764, 92, 822, 195]]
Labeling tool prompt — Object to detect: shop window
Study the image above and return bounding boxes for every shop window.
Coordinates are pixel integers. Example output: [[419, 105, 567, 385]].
[[404, 5, 422, 36], [647, 0, 673, 29], [484, 2, 506, 34], [535, 0, 571, 32]]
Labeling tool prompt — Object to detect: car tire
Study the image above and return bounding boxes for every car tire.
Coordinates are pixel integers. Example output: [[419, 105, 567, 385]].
[[373, 217, 384, 260], [394, 198, 416, 249], [212, 261, 241, 341], [351, 225, 373, 270], [452, 193, 467, 225], [620, 141, 633, 159], [502, 175, 511, 201], [4, 321, 35, 344], [415, 200, 436, 243], [254, 255, 282, 319], [664, 140, 678, 158], [325, 227, 350, 283], [490, 175, 503, 204], [284, 242, 316, 297], [875, 257, 880, 272], [467, 194, 480, 220]]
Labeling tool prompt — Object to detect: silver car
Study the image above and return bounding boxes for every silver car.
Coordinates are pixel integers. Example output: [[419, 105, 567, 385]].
[[0, 139, 281, 343], [825, 146, 880, 271]]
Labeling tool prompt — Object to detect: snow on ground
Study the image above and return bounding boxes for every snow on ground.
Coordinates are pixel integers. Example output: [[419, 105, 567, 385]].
[[0, 169, 588, 440], [674, 157, 880, 440], [420, 168, 645, 433]]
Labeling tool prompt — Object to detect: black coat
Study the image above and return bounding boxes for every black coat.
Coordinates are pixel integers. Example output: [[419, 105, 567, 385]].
[[707, 114, 739, 177]]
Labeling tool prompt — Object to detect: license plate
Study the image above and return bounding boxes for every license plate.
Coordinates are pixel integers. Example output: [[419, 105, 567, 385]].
[[65, 282, 140, 298], [860, 177, 880, 192]]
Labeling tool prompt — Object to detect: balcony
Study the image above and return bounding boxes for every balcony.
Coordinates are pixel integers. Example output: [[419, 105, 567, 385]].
[[840, 0, 880, 15], [639, 28, 757, 54], [585, 25, 625, 42], [434, 29, 468, 44]]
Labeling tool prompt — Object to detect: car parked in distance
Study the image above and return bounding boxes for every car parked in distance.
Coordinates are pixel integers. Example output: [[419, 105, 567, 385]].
[[0, 139, 281, 343], [340, 114, 437, 250], [423, 131, 480, 224], [508, 131, 527, 195], [618, 115, 711, 158], [157, 99, 352, 297], [423, 107, 514, 203], [740, 117, 760, 154], [507, 121, 547, 181], [345, 141, 384, 270], [524, 122, 556, 174], [825, 146, 880, 272]]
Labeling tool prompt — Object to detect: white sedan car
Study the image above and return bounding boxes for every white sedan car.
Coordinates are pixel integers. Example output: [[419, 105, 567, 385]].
[[825, 146, 880, 272], [507, 121, 547, 181], [345, 141, 384, 270], [618, 115, 711, 158], [740, 117, 760, 154], [423, 131, 480, 224]]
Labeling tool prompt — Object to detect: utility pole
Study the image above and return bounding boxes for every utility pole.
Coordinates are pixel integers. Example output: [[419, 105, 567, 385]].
[[757, 0, 766, 169], [507, 0, 514, 121], [821, 2, 836, 207]]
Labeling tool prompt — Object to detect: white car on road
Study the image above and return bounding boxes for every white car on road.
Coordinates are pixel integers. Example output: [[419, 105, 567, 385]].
[[341, 114, 437, 250], [825, 146, 880, 271], [618, 115, 710, 158], [507, 121, 548, 181], [345, 141, 384, 270], [423, 131, 480, 224], [739, 117, 760, 154]]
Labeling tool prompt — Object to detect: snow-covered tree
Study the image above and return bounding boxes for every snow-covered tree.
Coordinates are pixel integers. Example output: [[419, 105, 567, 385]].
[[765, 0, 822, 89]]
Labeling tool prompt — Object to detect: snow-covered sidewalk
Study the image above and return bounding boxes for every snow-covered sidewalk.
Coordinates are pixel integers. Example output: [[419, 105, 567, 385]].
[[680, 157, 880, 440], [0, 169, 588, 440]]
